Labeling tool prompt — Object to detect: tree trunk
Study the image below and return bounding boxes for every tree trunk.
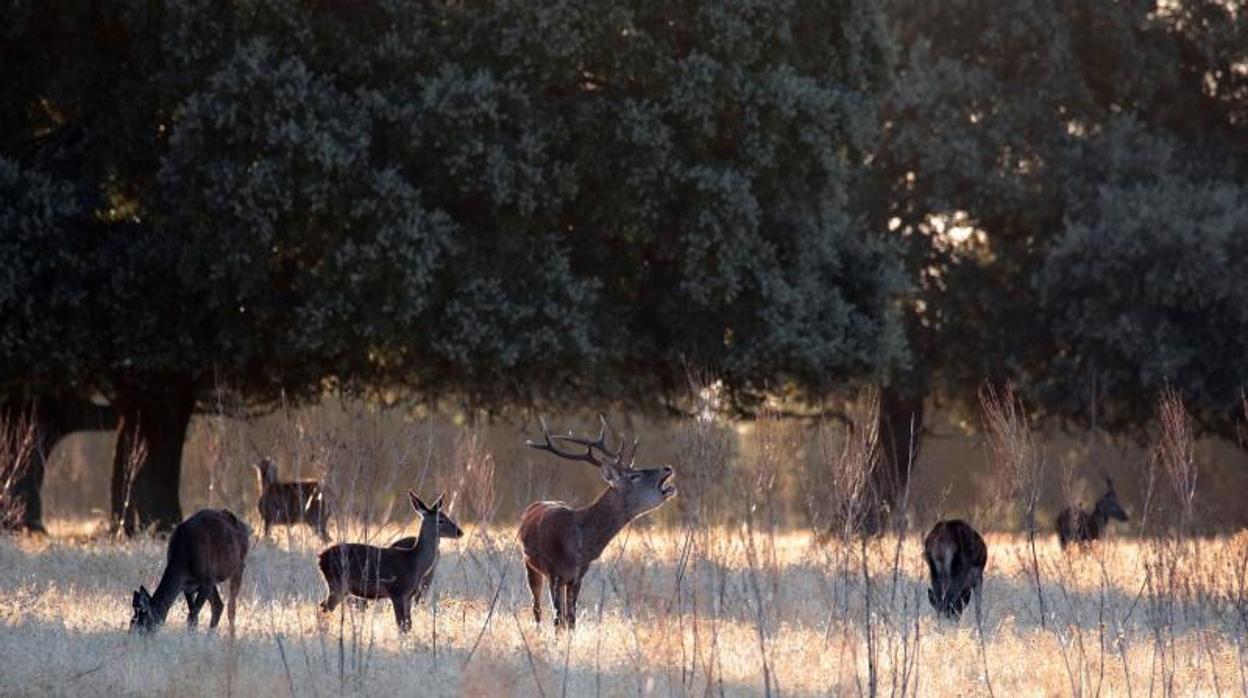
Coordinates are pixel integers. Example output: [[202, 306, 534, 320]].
[[1, 395, 117, 533], [870, 384, 925, 528], [110, 381, 195, 535]]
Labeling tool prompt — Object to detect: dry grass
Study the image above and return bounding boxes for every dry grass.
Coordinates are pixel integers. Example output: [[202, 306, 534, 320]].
[[5, 391, 1247, 695], [2, 521, 1246, 697]]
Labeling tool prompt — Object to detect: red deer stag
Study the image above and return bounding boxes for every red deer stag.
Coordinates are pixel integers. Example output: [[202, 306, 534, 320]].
[[520, 415, 677, 630], [318, 492, 461, 632], [923, 519, 987, 619], [254, 457, 334, 541], [130, 509, 250, 634], [1056, 477, 1128, 548]]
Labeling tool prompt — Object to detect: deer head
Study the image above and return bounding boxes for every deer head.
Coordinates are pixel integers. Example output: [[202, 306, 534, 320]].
[[253, 457, 278, 487], [130, 585, 158, 632], [1095, 477, 1129, 522], [527, 415, 677, 517], [409, 491, 463, 538]]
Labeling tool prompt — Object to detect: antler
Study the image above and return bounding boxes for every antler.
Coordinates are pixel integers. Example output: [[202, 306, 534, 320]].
[[551, 414, 620, 457], [527, 414, 636, 470], [617, 435, 639, 469], [527, 416, 611, 468]]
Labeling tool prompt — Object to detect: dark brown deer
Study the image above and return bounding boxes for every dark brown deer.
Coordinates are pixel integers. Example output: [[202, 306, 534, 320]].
[[317, 492, 461, 632], [130, 509, 250, 634], [923, 519, 987, 619], [520, 415, 677, 630], [254, 457, 334, 541], [1056, 477, 1129, 548]]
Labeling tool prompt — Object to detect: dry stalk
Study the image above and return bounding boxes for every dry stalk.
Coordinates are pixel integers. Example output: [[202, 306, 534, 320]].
[[0, 407, 37, 529], [1153, 388, 1197, 536], [674, 372, 733, 694], [980, 382, 1047, 627], [116, 436, 148, 538], [738, 404, 782, 697]]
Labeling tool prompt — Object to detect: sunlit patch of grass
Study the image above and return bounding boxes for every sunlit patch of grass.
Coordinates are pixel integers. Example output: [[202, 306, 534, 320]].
[[2, 521, 1246, 696]]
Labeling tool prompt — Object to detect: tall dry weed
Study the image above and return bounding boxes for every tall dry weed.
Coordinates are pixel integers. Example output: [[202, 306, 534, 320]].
[[979, 382, 1046, 630], [0, 407, 37, 529]]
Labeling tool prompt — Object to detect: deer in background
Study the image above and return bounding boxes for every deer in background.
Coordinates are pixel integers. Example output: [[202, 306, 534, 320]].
[[254, 457, 334, 542], [1056, 477, 1129, 548], [520, 415, 677, 630], [318, 492, 461, 632], [130, 509, 250, 634], [923, 519, 987, 619]]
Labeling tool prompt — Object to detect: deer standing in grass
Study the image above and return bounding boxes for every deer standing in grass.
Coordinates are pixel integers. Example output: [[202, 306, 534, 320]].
[[1056, 477, 1129, 548], [254, 457, 334, 541], [318, 492, 461, 632], [923, 519, 987, 619], [520, 415, 677, 630], [130, 509, 250, 634]]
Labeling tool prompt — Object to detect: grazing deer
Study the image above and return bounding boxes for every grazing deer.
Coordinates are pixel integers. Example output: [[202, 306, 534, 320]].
[[1056, 477, 1129, 548], [520, 415, 677, 630], [923, 519, 987, 619], [317, 492, 461, 632], [254, 457, 334, 541], [130, 509, 250, 634]]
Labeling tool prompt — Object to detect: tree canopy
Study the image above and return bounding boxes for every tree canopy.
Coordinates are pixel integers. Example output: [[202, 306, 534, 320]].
[[875, 0, 1248, 439], [0, 0, 905, 530], [3, 0, 1245, 532]]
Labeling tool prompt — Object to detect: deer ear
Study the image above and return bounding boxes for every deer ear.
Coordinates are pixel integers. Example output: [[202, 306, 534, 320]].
[[409, 491, 428, 514], [431, 494, 444, 511]]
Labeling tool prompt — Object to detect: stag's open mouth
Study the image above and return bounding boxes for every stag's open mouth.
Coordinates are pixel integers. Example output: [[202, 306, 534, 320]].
[[659, 470, 677, 498]]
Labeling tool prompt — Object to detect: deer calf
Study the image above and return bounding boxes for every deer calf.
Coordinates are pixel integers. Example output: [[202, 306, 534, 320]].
[[318, 492, 461, 632], [923, 519, 987, 619], [254, 457, 334, 541], [130, 509, 250, 634], [1056, 477, 1129, 548], [520, 415, 677, 630]]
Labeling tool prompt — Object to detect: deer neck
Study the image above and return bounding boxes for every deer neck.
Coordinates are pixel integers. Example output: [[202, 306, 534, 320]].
[[149, 567, 186, 624], [574, 486, 635, 562], [1089, 502, 1111, 536], [410, 515, 440, 568]]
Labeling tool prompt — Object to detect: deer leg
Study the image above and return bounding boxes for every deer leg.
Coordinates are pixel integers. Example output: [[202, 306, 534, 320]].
[[390, 592, 411, 633], [227, 568, 243, 635], [525, 563, 544, 625], [554, 579, 571, 634], [565, 578, 583, 631], [549, 576, 564, 631], [412, 572, 433, 606], [185, 589, 208, 627], [206, 585, 225, 628], [184, 590, 196, 626]]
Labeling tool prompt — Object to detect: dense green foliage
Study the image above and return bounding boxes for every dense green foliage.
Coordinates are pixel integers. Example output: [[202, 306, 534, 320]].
[[1, 0, 1245, 529], [876, 0, 1248, 439], [0, 1, 904, 528], [1, 1, 904, 407], [1043, 168, 1248, 435]]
